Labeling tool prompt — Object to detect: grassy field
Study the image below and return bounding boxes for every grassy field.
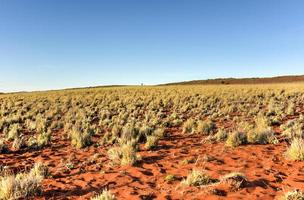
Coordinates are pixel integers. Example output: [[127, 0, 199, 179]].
[[1, 83, 304, 199]]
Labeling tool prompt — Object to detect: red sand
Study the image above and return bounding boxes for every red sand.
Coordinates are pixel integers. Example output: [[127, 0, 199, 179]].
[[1, 125, 304, 200]]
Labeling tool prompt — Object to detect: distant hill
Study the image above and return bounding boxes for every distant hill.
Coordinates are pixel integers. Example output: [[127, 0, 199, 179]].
[[161, 75, 304, 86]]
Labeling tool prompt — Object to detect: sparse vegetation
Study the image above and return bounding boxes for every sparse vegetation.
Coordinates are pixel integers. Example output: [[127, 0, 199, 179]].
[[282, 190, 304, 200], [226, 131, 247, 147], [285, 138, 304, 161], [247, 121, 277, 145], [196, 120, 216, 135], [12, 136, 26, 151], [30, 163, 49, 178], [70, 126, 92, 149], [214, 129, 228, 142], [7, 124, 20, 141], [0, 163, 45, 200], [90, 189, 116, 200], [203, 128, 227, 143], [164, 174, 176, 183], [108, 140, 139, 166], [1, 83, 304, 199], [281, 120, 304, 140], [220, 172, 248, 190], [181, 170, 213, 186], [0, 139, 8, 153], [27, 130, 52, 149], [182, 119, 195, 134], [145, 135, 159, 150]]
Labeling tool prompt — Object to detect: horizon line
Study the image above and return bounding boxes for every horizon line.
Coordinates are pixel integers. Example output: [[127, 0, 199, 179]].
[[1, 73, 304, 94]]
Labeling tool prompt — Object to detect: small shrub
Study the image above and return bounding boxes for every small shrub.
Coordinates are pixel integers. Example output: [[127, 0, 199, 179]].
[[247, 128, 277, 144], [300, 115, 304, 122], [7, 124, 21, 141], [27, 136, 38, 149], [30, 163, 49, 178], [282, 190, 304, 200], [182, 119, 195, 134], [214, 129, 228, 142], [65, 162, 75, 170], [0, 174, 14, 200], [285, 138, 304, 161], [108, 140, 138, 166], [25, 119, 37, 132], [237, 121, 253, 133], [0, 164, 44, 200], [202, 129, 228, 144], [36, 118, 48, 134], [164, 174, 176, 183], [172, 119, 183, 127], [139, 125, 154, 137], [181, 170, 212, 186], [281, 121, 304, 140], [154, 128, 165, 138], [286, 102, 296, 115], [247, 115, 277, 144], [111, 124, 121, 136], [180, 158, 196, 165], [269, 116, 282, 126], [28, 130, 52, 150], [220, 172, 247, 190], [144, 135, 159, 150], [225, 132, 247, 147], [121, 124, 138, 141], [0, 139, 8, 153], [50, 120, 64, 130], [12, 136, 26, 151], [201, 135, 216, 144], [70, 126, 92, 149], [90, 189, 116, 200], [196, 120, 216, 135], [37, 130, 51, 147]]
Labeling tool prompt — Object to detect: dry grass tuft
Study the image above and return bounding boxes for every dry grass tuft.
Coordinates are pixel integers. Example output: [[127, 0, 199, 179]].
[[0, 139, 8, 153], [182, 119, 195, 134], [0, 163, 46, 200], [247, 115, 277, 144], [225, 132, 247, 147], [220, 172, 247, 191], [196, 120, 216, 135], [144, 135, 159, 150], [108, 140, 139, 166], [285, 138, 304, 161], [181, 170, 213, 187], [90, 189, 116, 200], [282, 190, 304, 200], [70, 126, 92, 149]]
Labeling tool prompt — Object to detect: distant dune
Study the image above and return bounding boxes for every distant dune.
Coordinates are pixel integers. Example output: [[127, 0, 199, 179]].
[[161, 75, 304, 85]]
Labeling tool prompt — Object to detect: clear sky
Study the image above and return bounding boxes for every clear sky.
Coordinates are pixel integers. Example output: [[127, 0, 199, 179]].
[[0, 0, 304, 92]]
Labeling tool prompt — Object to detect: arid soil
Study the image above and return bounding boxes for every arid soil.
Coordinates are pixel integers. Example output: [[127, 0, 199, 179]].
[[1, 125, 304, 200]]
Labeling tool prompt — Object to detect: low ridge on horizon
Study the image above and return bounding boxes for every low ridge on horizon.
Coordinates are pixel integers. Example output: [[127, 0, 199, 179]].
[[2, 74, 304, 94], [162, 74, 304, 86]]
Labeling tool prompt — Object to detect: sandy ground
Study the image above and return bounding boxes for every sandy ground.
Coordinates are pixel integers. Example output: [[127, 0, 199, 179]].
[[1, 124, 304, 200]]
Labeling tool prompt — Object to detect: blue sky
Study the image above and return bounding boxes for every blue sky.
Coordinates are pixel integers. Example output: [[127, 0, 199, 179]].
[[0, 0, 304, 92]]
